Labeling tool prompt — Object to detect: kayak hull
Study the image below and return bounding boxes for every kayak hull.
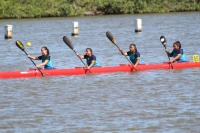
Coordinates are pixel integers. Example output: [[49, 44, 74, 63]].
[[0, 62, 200, 78]]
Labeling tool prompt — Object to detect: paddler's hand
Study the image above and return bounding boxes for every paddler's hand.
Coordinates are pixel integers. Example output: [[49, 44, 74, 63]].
[[169, 59, 175, 63], [76, 53, 79, 56], [27, 55, 31, 58], [119, 48, 124, 55], [133, 65, 137, 68], [165, 49, 169, 52], [87, 65, 92, 69], [36, 64, 40, 68]]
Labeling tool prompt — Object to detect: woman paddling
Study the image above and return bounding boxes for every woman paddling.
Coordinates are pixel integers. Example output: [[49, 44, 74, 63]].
[[76, 48, 99, 69], [28, 46, 54, 69], [166, 41, 186, 63], [119, 44, 141, 68]]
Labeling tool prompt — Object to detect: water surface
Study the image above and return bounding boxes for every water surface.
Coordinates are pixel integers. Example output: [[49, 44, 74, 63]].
[[0, 12, 200, 132]]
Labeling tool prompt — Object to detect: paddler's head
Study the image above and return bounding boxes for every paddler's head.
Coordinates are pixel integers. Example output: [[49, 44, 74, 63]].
[[86, 48, 92, 57], [129, 44, 137, 53], [41, 46, 49, 56], [173, 41, 181, 51]]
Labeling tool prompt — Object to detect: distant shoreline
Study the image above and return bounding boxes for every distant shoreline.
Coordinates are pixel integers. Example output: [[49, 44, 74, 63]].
[[1, 11, 200, 20], [1, 0, 200, 19]]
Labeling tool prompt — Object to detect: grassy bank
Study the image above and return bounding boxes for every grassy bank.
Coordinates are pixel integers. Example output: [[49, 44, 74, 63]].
[[0, 0, 200, 19]]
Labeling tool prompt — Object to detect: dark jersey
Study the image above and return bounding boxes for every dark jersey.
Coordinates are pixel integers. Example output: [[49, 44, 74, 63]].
[[170, 49, 183, 57], [84, 55, 99, 66], [127, 51, 140, 64], [170, 49, 186, 62], [38, 55, 54, 68], [38, 55, 50, 61]]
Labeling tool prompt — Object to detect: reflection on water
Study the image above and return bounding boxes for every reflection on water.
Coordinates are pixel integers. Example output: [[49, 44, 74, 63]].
[[0, 12, 200, 132]]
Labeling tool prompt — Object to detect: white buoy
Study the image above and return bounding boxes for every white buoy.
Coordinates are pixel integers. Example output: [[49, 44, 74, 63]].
[[4, 25, 13, 39], [71, 22, 78, 36], [134, 19, 142, 32]]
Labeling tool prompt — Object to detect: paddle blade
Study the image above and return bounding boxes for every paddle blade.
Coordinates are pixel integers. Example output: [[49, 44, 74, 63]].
[[63, 36, 74, 50], [16, 40, 25, 51], [160, 35, 167, 47], [106, 31, 117, 44]]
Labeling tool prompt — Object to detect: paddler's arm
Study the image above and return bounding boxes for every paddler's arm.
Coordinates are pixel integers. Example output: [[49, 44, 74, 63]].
[[134, 58, 140, 68], [76, 53, 84, 59], [28, 55, 39, 60], [170, 54, 181, 63], [119, 48, 128, 56], [165, 49, 172, 57], [36, 60, 49, 68], [88, 60, 95, 69]]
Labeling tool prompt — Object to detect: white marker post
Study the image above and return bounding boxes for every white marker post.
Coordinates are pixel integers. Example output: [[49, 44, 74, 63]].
[[71, 22, 78, 36], [5, 25, 13, 39], [134, 19, 142, 33]]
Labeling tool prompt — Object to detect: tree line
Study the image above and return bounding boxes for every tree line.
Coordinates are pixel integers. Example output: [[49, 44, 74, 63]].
[[0, 0, 200, 18]]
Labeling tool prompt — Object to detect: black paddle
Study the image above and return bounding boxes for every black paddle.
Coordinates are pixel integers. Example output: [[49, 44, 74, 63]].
[[63, 36, 92, 74], [160, 36, 174, 69], [106, 31, 137, 71], [16, 40, 45, 77]]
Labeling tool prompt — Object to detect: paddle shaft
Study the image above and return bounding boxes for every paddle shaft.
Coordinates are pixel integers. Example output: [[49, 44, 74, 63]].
[[164, 45, 174, 69], [115, 43, 138, 71], [73, 49, 92, 74], [24, 51, 45, 76], [24, 51, 36, 66]]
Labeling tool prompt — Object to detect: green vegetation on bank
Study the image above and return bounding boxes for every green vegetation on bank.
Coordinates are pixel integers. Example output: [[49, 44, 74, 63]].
[[0, 0, 200, 18]]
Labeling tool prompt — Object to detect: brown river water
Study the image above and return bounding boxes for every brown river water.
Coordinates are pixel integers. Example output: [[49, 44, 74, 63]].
[[0, 12, 200, 132]]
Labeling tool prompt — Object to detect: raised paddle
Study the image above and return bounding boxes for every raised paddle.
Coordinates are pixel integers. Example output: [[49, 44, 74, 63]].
[[160, 36, 174, 69], [63, 36, 92, 74], [16, 40, 45, 77], [106, 31, 137, 71]]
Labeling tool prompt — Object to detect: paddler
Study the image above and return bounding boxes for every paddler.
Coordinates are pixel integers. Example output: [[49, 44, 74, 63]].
[[166, 41, 186, 62], [119, 44, 141, 68], [76, 48, 99, 69], [27, 46, 54, 69]]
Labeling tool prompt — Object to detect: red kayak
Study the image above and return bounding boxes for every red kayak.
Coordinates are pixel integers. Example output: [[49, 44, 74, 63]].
[[0, 62, 200, 78]]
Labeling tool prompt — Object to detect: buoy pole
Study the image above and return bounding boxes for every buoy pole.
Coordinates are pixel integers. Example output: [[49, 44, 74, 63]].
[[134, 19, 142, 33], [5, 25, 13, 39], [71, 22, 78, 36]]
